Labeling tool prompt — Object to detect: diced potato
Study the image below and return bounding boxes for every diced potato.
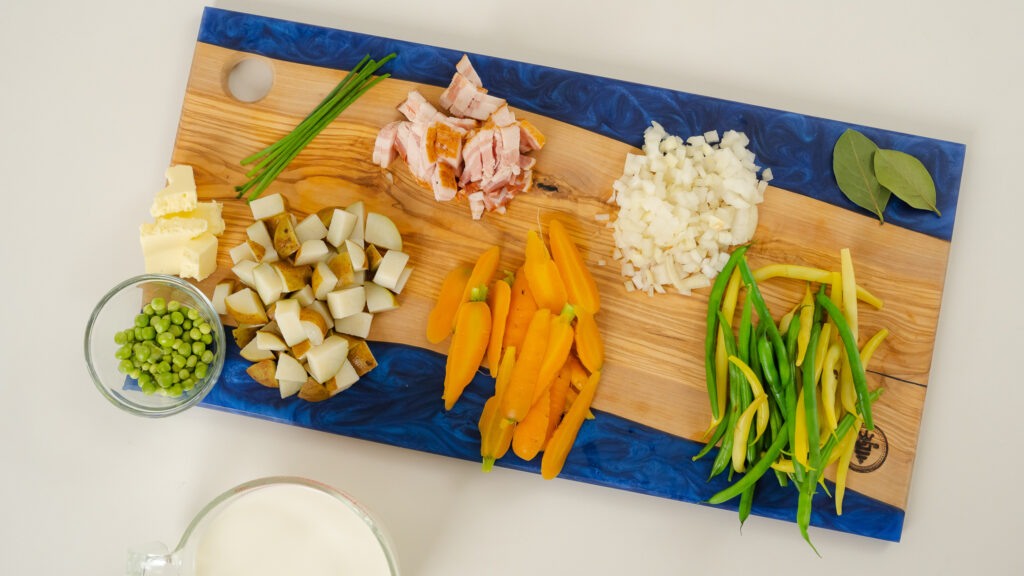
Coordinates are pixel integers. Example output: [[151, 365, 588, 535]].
[[365, 244, 383, 272], [345, 201, 365, 247], [316, 207, 336, 229], [246, 359, 278, 388], [252, 263, 284, 306], [334, 312, 373, 339], [312, 261, 338, 300], [298, 377, 330, 402], [304, 301, 334, 330], [346, 239, 367, 272], [212, 280, 235, 315], [233, 325, 260, 348], [325, 360, 359, 397], [271, 261, 312, 293], [250, 193, 286, 220], [225, 288, 268, 325], [299, 308, 329, 346], [326, 208, 357, 247], [274, 299, 307, 347], [294, 239, 329, 266], [365, 282, 399, 313], [306, 335, 349, 383], [364, 212, 402, 251], [291, 339, 313, 361], [327, 252, 355, 288], [255, 330, 288, 352], [326, 286, 365, 320], [293, 285, 315, 307], [232, 260, 259, 288], [373, 250, 409, 291], [346, 338, 377, 377], [239, 337, 274, 362], [295, 213, 328, 243], [278, 378, 304, 399], [246, 221, 274, 251], [273, 216, 301, 258], [275, 352, 307, 383], [394, 266, 413, 294], [229, 241, 257, 265]]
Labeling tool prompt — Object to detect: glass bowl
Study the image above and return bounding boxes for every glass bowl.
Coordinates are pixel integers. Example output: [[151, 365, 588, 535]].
[[127, 476, 401, 575], [84, 274, 225, 417]]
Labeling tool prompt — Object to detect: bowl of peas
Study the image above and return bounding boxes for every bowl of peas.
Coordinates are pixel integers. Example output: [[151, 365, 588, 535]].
[[84, 274, 226, 417]]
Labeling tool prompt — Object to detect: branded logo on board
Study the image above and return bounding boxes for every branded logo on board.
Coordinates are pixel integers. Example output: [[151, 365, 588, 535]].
[[850, 424, 888, 473]]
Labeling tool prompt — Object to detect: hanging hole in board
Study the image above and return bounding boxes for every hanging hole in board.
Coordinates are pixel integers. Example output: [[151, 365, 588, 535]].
[[227, 58, 274, 103]]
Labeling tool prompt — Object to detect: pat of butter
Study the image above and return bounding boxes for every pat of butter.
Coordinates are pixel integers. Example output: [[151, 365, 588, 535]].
[[139, 217, 208, 275], [165, 201, 225, 235], [150, 165, 197, 218], [181, 232, 219, 281]]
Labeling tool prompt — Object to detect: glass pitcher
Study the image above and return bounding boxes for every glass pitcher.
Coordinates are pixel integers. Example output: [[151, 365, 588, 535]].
[[127, 476, 400, 576]]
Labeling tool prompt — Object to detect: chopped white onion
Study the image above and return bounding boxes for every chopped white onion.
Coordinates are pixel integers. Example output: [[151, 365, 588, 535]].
[[610, 121, 770, 296]]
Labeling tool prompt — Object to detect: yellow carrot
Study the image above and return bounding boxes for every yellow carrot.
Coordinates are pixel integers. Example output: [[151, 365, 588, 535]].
[[457, 246, 501, 325], [486, 277, 512, 378], [426, 266, 471, 344], [503, 267, 538, 354], [542, 370, 600, 479], [548, 219, 600, 314], [533, 304, 576, 403], [574, 307, 604, 374], [525, 231, 568, 313], [443, 285, 491, 410], [480, 347, 517, 471], [501, 309, 550, 422], [512, 389, 551, 461]]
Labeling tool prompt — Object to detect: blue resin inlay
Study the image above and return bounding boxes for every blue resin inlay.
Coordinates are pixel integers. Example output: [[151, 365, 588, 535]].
[[191, 7, 933, 541], [201, 339, 904, 542], [197, 7, 964, 240]]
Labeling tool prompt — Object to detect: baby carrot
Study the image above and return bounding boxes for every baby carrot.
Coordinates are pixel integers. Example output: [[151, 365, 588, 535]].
[[548, 219, 600, 314], [480, 346, 516, 471], [426, 266, 471, 344], [542, 370, 600, 480], [486, 275, 513, 378], [533, 304, 576, 403], [546, 360, 573, 444], [443, 285, 491, 410], [501, 309, 551, 423], [574, 307, 604, 373], [459, 246, 501, 314], [503, 267, 537, 354], [524, 230, 568, 313], [512, 389, 551, 461]]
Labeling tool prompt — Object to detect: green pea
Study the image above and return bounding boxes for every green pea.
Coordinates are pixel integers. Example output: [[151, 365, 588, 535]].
[[201, 334, 212, 345], [186, 355, 198, 368], [141, 381, 157, 395], [156, 372, 173, 388], [141, 363, 152, 372], [169, 324, 183, 337], [157, 332, 175, 347], [134, 314, 149, 328], [181, 378, 196, 391], [182, 332, 193, 344], [168, 300, 181, 312], [198, 323, 212, 335], [131, 357, 143, 368], [172, 374, 180, 384], [115, 345, 132, 360], [151, 297, 166, 313], [124, 329, 136, 343], [186, 328, 199, 341], [183, 319, 193, 331], [201, 350, 214, 364], [170, 311, 184, 325], [191, 341, 206, 356], [195, 363, 209, 379], [172, 354, 186, 368], [158, 361, 171, 374], [165, 383, 183, 397], [114, 331, 128, 345], [117, 359, 133, 374], [134, 327, 145, 341], [176, 368, 188, 379], [143, 304, 154, 315], [139, 372, 154, 386], [141, 327, 156, 341], [186, 308, 199, 321], [129, 368, 141, 380]]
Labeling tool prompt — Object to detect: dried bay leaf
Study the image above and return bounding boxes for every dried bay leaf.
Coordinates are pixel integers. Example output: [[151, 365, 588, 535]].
[[833, 129, 890, 222], [874, 149, 941, 216]]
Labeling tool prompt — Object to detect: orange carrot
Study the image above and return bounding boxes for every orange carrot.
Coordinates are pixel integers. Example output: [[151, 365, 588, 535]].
[[480, 346, 516, 471], [574, 307, 604, 373], [564, 356, 596, 420], [542, 370, 600, 479], [501, 308, 551, 422], [548, 219, 600, 314], [503, 267, 537, 354], [524, 230, 567, 313], [456, 246, 501, 327], [512, 389, 551, 461], [443, 285, 491, 410], [533, 304, 576, 403], [486, 274, 513, 378], [426, 266, 471, 344]]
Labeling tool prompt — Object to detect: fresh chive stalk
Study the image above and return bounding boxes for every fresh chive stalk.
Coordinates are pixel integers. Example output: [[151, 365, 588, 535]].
[[236, 53, 396, 202]]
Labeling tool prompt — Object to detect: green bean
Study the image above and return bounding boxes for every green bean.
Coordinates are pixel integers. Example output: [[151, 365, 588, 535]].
[[706, 425, 789, 505], [737, 297, 753, 365], [803, 291, 825, 467], [756, 336, 784, 409], [705, 245, 750, 420], [693, 417, 729, 461], [738, 482, 755, 529], [816, 293, 874, 429]]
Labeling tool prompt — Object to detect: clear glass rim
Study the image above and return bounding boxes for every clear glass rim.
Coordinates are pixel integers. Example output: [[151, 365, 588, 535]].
[[83, 273, 226, 417], [172, 476, 400, 575]]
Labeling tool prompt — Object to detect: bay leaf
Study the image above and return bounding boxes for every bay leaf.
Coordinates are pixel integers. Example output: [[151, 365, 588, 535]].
[[833, 129, 890, 222], [873, 149, 941, 216]]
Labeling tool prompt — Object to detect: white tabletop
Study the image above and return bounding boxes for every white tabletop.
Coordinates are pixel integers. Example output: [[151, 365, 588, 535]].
[[2, 0, 1021, 573]]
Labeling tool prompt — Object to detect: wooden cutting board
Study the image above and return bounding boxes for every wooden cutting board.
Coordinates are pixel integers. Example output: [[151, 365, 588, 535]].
[[171, 9, 961, 539]]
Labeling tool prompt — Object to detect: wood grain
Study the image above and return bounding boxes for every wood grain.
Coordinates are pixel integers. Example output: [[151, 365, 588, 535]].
[[171, 43, 950, 510]]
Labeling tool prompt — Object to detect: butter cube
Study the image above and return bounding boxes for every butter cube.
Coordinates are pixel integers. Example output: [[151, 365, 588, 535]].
[[139, 217, 208, 274], [165, 201, 224, 235], [181, 232, 219, 281], [150, 165, 197, 218]]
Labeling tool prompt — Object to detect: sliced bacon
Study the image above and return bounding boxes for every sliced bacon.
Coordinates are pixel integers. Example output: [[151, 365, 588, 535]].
[[432, 163, 459, 202], [464, 92, 506, 121], [456, 54, 483, 88], [518, 119, 546, 152], [372, 121, 401, 169], [397, 90, 442, 123], [490, 105, 517, 127]]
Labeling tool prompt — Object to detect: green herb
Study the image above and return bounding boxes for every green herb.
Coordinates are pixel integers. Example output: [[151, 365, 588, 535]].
[[832, 129, 890, 222], [874, 149, 941, 216], [236, 53, 397, 202], [832, 128, 941, 222]]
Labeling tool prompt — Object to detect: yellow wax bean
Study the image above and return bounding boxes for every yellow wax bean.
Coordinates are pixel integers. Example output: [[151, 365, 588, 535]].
[[753, 264, 883, 309], [814, 323, 833, 383], [778, 300, 801, 334], [841, 328, 889, 417], [771, 458, 795, 474], [732, 394, 766, 473], [728, 355, 769, 442], [821, 345, 841, 432], [796, 284, 814, 366], [835, 416, 863, 515]]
